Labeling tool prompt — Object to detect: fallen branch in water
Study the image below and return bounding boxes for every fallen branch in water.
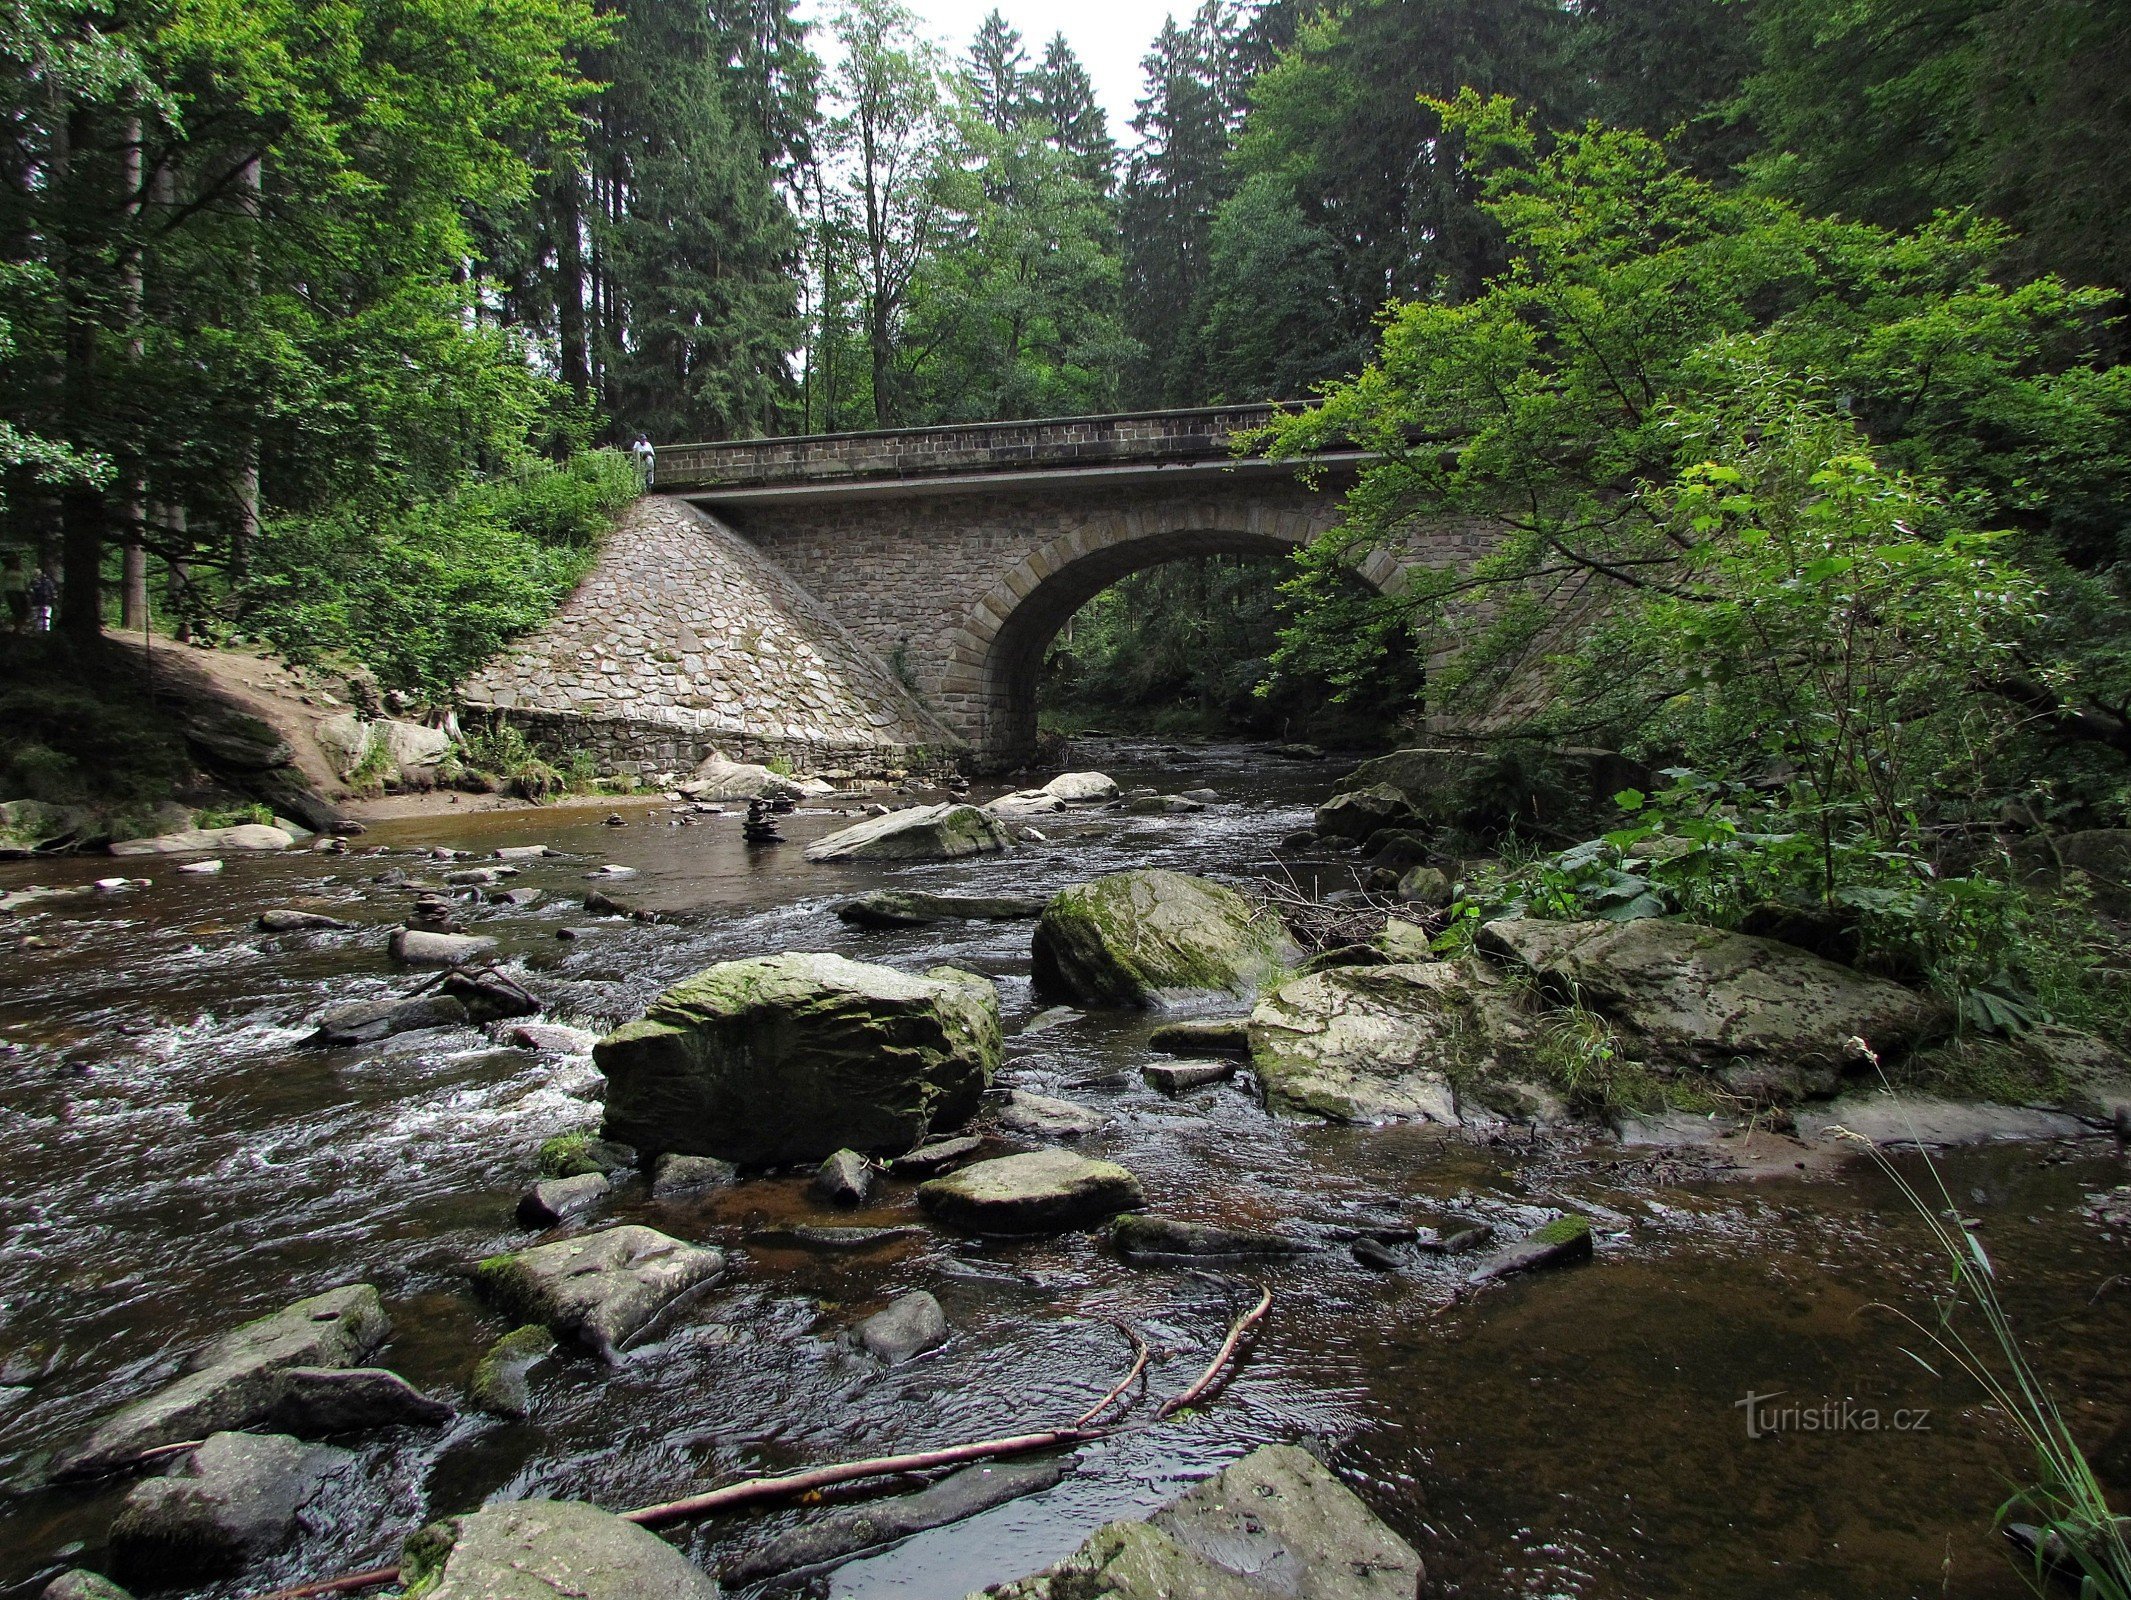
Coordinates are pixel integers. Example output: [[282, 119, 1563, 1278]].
[[246, 1293, 1265, 1599], [1157, 1284, 1272, 1419]]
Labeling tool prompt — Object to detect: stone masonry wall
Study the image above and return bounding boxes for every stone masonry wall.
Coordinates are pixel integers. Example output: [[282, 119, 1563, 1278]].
[[458, 497, 958, 776]]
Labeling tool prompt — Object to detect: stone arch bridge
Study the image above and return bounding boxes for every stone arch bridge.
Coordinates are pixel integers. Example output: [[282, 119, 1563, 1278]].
[[463, 407, 1484, 774]]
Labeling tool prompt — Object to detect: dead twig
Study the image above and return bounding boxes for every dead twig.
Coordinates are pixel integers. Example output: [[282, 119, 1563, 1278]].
[[249, 1567, 400, 1600], [1072, 1322, 1151, 1428]]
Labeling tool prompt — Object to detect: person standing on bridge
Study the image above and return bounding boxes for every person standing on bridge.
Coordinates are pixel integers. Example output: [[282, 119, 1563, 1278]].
[[631, 433, 654, 488]]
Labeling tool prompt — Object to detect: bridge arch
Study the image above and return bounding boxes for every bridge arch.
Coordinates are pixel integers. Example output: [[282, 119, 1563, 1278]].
[[939, 503, 1408, 765]]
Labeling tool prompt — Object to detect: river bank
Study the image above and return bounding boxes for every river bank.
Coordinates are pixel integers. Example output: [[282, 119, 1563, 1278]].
[[2, 739, 2127, 1599]]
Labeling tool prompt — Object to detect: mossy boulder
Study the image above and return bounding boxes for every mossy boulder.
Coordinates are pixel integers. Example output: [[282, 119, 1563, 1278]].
[[1312, 784, 1417, 843], [399, 1500, 717, 1600], [473, 1226, 723, 1357], [595, 952, 1002, 1163], [1248, 961, 1538, 1124], [1476, 916, 1953, 1100], [917, 1149, 1145, 1232], [803, 802, 1011, 862], [1030, 869, 1298, 1009]]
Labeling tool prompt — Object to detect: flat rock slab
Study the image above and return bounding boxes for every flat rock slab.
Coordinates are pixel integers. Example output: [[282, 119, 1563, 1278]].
[[1470, 1216, 1595, 1284], [730, 1458, 1068, 1583], [918, 1149, 1144, 1234], [510, 1023, 603, 1054], [858, 1290, 948, 1363], [1147, 1018, 1251, 1057], [651, 1153, 738, 1199], [258, 1366, 453, 1434], [889, 1135, 984, 1175], [308, 994, 469, 1047], [995, 1090, 1110, 1139], [1110, 1214, 1314, 1261], [804, 803, 1012, 863], [1614, 1108, 1741, 1147], [836, 890, 1047, 928], [257, 909, 353, 932], [1142, 1060, 1235, 1094], [1794, 1095, 2095, 1148], [110, 824, 295, 856], [400, 1499, 718, 1600], [475, 1226, 723, 1357], [975, 1443, 1421, 1600], [111, 1431, 350, 1581], [54, 1285, 387, 1478]]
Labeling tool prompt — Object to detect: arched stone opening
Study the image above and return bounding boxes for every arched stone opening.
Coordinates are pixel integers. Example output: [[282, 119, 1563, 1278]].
[[945, 514, 1406, 768]]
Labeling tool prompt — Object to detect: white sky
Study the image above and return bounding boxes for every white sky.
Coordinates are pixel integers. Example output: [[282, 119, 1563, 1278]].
[[795, 0, 1174, 138]]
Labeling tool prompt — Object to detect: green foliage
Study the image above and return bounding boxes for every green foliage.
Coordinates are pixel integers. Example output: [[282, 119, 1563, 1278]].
[[0, 648, 193, 809], [245, 451, 635, 699], [195, 801, 274, 829], [458, 719, 567, 802]]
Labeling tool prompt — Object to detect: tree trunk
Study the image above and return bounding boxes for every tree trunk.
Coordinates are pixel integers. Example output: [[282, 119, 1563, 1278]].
[[550, 153, 590, 398], [56, 107, 102, 639], [119, 115, 148, 632], [231, 153, 262, 579]]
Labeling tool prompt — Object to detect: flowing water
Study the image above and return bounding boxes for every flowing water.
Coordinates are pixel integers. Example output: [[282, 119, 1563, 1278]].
[[2, 740, 2127, 1599]]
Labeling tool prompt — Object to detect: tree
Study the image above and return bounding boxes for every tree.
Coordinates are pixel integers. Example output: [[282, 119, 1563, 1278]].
[[966, 9, 1030, 134], [1030, 32, 1116, 193]]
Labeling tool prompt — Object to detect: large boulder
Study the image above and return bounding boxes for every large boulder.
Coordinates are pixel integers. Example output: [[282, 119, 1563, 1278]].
[[53, 1286, 388, 1479], [314, 712, 374, 779], [857, 1290, 949, 1363], [1031, 870, 1297, 1010], [1477, 917, 1953, 1099], [376, 718, 451, 781], [596, 953, 1001, 1164], [917, 1149, 1144, 1233], [398, 1500, 718, 1600], [1312, 784, 1418, 843], [835, 889, 1046, 928], [1249, 961, 1538, 1124], [681, 750, 806, 802], [108, 823, 295, 856], [1041, 771, 1119, 803], [110, 1432, 350, 1581], [474, 1226, 724, 1358], [307, 993, 469, 1046], [805, 803, 1012, 862], [0, 798, 83, 857], [972, 1444, 1421, 1600]]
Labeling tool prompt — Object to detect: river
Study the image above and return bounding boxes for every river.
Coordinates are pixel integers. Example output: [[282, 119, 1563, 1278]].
[[1, 739, 2125, 1599]]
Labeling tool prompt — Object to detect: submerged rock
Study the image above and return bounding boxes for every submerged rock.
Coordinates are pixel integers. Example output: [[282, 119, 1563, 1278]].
[[53, 1286, 388, 1479], [260, 1366, 453, 1434], [257, 908, 354, 933], [804, 803, 1012, 863], [1031, 870, 1298, 1010], [399, 1499, 718, 1600], [994, 1089, 1110, 1139], [1109, 1214, 1313, 1260], [973, 1443, 1421, 1600], [596, 952, 1002, 1165], [835, 889, 1047, 928], [1477, 916, 1952, 1098], [110, 1431, 350, 1580], [469, 1325, 556, 1420], [918, 1149, 1144, 1233], [1469, 1215, 1595, 1283], [729, 1459, 1068, 1583], [38, 1571, 134, 1600], [746, 1224, 924, 1251], [1249, 962, 1536, 1124], [474, 1225, 723, 1357], [307, 993, 469, 1046], [857, 1290, 948, 1363]]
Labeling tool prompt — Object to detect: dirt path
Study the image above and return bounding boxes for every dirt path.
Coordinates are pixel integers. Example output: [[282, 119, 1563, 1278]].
[[105, 634, 356, 797]]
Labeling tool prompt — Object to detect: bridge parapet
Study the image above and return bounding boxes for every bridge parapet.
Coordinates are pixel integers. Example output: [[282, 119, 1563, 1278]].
[[652, 404, 1286, 490]]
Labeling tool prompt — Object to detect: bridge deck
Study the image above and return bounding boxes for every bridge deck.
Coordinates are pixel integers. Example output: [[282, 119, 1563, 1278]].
[[652, 404, 1318, 500]]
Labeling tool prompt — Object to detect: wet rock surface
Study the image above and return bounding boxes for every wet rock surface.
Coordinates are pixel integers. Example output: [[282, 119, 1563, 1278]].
[[110, 1431, 350, 1580], [398, 1499, 718, 1600], [995, 1089, 1111, 1139], [517, 1172, 610, 1228], [474, 1226, 724, 1357], [856, 1290, 949, 1363], [805, 803, 1013, 863], [307, 993, 468, 1046], [1031, 869, 1298, 1009], [974, 1444, 1422, 1600], [1110, 1214, 1313, 1260], [836, 888, 1048, 927], [918, 1149, 1146, 1233], [596, 952, 1002, 1164], [53, 1286, 388, 1478], [814, 1147, 875, 1206], [469, 1325, 556, 1420]]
